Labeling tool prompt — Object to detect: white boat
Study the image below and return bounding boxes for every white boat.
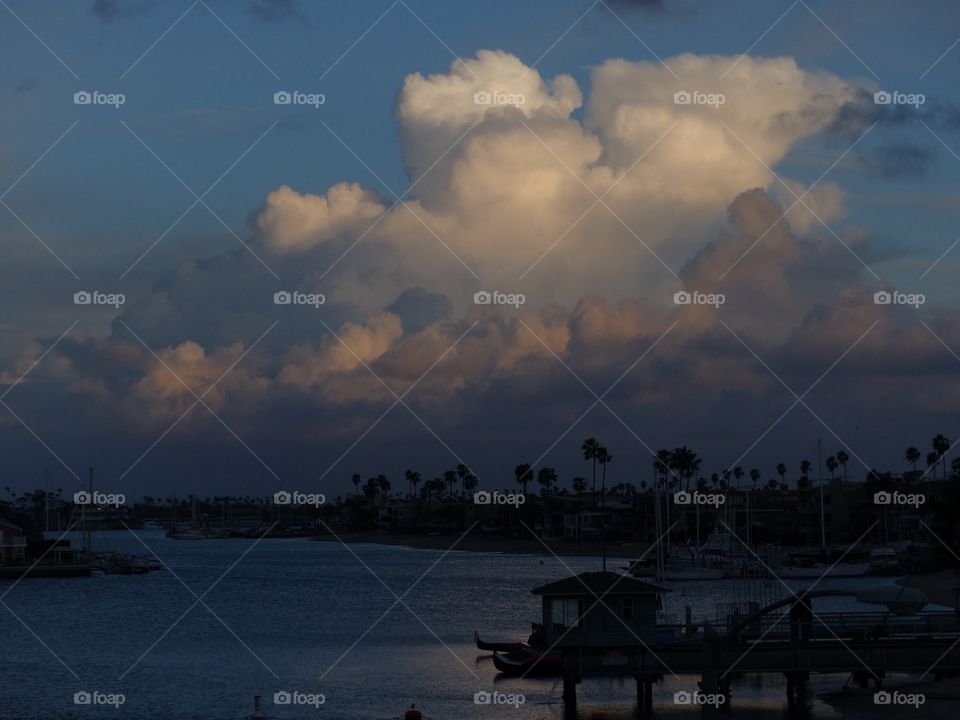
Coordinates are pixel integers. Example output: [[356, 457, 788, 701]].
[[775, 562, 869, 579]]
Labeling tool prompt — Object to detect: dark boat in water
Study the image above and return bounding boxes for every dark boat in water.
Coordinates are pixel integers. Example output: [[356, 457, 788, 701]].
[[491, 648, 562, 676], [476, 624, 561, 676]]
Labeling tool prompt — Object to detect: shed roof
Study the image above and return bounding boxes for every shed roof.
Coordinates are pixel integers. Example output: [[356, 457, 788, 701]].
[[532, 571, 669, 596]]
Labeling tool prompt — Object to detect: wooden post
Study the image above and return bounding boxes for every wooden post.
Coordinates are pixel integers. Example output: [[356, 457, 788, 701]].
[[635, 675, 645, 716], [643, 680, 653, 713], [563, 674, 578, 719]]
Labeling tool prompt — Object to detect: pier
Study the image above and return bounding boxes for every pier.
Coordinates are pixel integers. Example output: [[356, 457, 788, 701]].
[[528, 572, 960, 716]]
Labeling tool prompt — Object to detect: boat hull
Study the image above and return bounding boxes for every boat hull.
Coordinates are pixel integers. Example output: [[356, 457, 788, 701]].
[[492, 650, 562, 677]]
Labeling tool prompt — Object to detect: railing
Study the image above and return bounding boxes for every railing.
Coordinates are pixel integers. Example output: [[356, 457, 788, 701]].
[[727, 611, 960, 641], [0, 536, 27, 547]]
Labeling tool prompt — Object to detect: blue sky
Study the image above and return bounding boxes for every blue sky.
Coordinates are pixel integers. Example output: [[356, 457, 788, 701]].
[[2, 0, 960, 496]]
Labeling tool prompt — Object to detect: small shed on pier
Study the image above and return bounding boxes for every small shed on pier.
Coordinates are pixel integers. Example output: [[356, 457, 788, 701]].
[[532, 571, 668, 647]]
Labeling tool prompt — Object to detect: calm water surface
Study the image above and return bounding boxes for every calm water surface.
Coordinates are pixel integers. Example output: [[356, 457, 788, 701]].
[[0, 531, 910, 720]]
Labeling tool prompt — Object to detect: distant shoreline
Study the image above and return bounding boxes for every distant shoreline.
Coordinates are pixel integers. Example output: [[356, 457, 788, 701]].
[[310, 531, 642, 558]]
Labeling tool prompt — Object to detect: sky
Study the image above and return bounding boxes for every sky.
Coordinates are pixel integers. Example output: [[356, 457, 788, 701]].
[[1, 0, 960, 500]]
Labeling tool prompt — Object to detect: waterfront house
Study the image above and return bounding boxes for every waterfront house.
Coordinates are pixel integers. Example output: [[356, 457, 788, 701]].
[[0, 519, 26, 565], [532, 571, 668, 648]]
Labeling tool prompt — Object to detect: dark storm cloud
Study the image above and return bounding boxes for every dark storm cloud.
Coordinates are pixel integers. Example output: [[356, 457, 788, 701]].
[[858, 143, 937, 179], [825, 88, 960, 140], [386, 288, 452, 333]]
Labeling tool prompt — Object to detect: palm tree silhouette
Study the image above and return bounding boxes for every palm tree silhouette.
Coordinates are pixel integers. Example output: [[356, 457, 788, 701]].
[[582, 438, 600, 493], [456, 463, 469, 495], [932, 434, 950, 478], [352, 474, 361, 496], [572, 477, 587, 497], [537, 467, 558, 494], [776, 463, 787, 487], [734, 466, 744, 490], [598, 447, 612, 501], [404, 470, 421, 499], [836, 450, 849, 484], [905, 447, 921, 473], [514, 464, 533, 494], [800, 460, 812, 483], [926, 451, 939, 476], [826, 456, 838, 480], [443, 470, 457, 498], [749, 468, 760, 489]]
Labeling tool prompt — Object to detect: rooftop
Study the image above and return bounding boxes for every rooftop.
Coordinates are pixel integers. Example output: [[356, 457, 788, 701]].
[[532, 571, 669, 596]]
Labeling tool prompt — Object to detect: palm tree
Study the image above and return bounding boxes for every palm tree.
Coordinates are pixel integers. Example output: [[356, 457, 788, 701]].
[[926, 451, 939, 476], [734, 466, 744, 490], [767, 478, 778, 491], [800, 460, 811, 481], [825, 456, 838, 480], [464, 472, 478, 495], [443, 470, 457, 498], [749, 468, 760, 489], [404, 470, 421, 499], [776, 463, 787, 487], [376, 474, 391, 496], [905, 447, 921, 473], [951, 457, 960, 478], [456, 463, 469, 495], [514, 464, 533, 494], [933, 434, 950, 478], [582, 438, 600, 493], [653, 449, 672, 490], [352, 473, 361, 496], [572, 477, 587, 497], [836, 450, 849, 483], [537, 467, 558, 494], [597, 447, 612, 499]]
